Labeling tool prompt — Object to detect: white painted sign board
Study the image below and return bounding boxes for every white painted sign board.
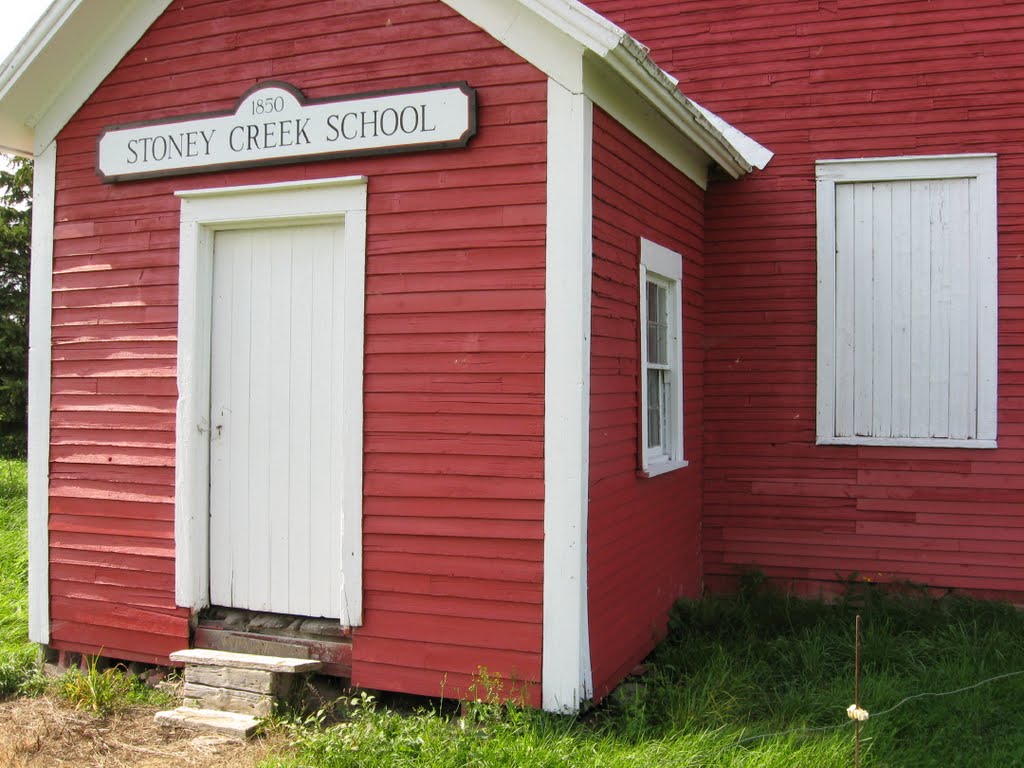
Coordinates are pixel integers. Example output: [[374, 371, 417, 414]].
[[97, 81, 476, 181]]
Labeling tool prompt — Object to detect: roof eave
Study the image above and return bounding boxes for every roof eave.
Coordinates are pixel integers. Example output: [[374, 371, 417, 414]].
[[506, 1, 772, 177], [0, 0, 82, 157], [0, 0, 773, 177], [0, 0, 172, 158], [447, 0, 772, 181], [602, 43, 757, 179]]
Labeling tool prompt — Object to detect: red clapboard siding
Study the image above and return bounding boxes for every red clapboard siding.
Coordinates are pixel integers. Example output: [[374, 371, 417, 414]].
[[586, 108, 706, 701], [48, 0, 547, 695], [590, 0, 1024, 598]]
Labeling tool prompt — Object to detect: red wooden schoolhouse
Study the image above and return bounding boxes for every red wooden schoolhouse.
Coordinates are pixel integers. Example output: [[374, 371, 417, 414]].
[[0, 0, 1019, 713]]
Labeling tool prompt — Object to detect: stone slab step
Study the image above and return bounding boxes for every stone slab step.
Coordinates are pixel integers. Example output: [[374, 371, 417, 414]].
[[185, 664, 294, 696], [170, 648, 323, 674], [183, 681, 276, 717], [155, 707, 260, 740]]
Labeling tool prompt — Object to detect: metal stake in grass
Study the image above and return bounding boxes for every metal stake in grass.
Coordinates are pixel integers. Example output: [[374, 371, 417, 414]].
[[854, 613, 861, 768]]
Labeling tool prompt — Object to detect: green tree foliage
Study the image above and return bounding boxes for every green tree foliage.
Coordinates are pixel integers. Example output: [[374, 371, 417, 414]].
[[0, 157, 32, 457]]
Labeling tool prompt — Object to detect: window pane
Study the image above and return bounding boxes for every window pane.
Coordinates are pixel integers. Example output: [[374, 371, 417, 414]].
[[646, 281, 659, 323], [647, 371, 662, 449], [646, 281, 668, 365]]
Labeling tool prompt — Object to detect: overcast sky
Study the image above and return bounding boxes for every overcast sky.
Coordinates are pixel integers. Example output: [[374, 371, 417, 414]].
[[1, 1, 49, 66]]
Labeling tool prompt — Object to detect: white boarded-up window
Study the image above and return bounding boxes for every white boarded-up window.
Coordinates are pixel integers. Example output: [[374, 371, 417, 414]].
[[816, 155, 997, 448]]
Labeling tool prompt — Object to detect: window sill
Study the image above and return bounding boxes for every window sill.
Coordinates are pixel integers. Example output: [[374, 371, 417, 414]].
[[817, 437, 997, 449], [638, 459, 689, 478]]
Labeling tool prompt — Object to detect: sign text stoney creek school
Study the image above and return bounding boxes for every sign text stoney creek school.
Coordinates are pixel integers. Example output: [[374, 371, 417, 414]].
[[98, 82, 476, 182]]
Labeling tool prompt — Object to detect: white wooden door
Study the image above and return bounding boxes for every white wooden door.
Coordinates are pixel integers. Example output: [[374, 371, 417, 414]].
[[209, 223, 345, 619]]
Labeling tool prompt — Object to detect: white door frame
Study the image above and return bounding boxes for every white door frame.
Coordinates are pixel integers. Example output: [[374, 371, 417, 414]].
[[174, 176, 368, 627]]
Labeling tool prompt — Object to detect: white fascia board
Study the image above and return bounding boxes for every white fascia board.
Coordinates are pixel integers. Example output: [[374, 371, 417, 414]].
[[0, 0, 80, 156], [442, 0, 589, 92], [0, 0, 76, 92], [27, 140, 57, 644], [33, 0, 172, 155], [600, 46, 762, 179], [691, 100, 774, 172], [542, 78, 593, 714], [583, 54, 708, 187], [516, 0, 625, 55], [0, 0, 172, 157], [445, 0, 769, 183]]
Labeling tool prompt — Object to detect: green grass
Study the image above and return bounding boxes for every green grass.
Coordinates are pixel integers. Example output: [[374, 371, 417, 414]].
[[265, 582, 1024, 768], [0, 458, 34, 696]]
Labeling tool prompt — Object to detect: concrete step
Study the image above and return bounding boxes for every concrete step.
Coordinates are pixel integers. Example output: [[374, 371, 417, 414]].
[[155, 706, 261, 740]]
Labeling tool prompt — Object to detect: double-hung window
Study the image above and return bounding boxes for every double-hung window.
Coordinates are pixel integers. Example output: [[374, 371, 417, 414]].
[[816, 154, 998, 448], [639, 238, 687, 475]]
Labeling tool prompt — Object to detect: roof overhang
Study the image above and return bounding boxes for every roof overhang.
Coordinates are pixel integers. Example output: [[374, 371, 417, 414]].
[[0, 0, 771, 182], [445, 0, 772, 185], [0, 0, 171, 157]]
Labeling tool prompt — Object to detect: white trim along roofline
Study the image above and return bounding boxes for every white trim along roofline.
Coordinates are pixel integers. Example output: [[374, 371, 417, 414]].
[[0, 0, 172, 157], [0, 0, 771, 182], [444, 0, 772, 186]]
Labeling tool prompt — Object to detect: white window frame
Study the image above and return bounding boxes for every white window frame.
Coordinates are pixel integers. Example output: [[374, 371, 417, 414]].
[[639, 238, 687, 475], [816, 154, 998, 448]]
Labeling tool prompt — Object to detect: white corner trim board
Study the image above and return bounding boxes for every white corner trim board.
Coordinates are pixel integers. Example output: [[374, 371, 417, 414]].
[[27, 141, 56, 644], [542, 78, 594, 714], [174, 176, 368, 626]]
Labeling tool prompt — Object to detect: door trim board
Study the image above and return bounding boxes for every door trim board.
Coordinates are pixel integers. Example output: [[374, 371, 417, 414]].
[[174, 176, 368, 627]]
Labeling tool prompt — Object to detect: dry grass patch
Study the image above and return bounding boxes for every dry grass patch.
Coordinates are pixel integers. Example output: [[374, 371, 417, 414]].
[[0, 696, 289, 768]]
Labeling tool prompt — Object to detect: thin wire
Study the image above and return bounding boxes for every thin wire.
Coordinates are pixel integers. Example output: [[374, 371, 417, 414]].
[[854, 614, 861, 768], [869, 669, 1024, 719], [723, 668, 1024, 751]]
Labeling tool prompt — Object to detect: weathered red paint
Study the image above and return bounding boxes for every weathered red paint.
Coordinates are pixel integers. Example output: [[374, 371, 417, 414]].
[[44, 0, 1024, 710], [48, 0, 546, 699], [590, 0, 1024, 600], [587, 108, 705, 701]]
